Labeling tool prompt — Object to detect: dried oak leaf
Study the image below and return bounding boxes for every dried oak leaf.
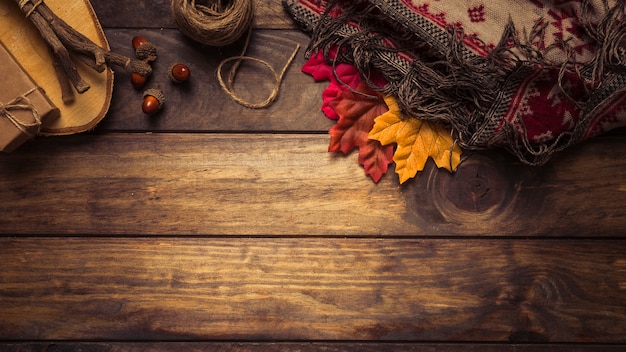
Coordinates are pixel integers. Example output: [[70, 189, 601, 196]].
[[369, 96, 462, 184], [327, 81, 394, 183]]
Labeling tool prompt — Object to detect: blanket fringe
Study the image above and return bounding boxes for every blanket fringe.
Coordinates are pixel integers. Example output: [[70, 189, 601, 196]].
[[293, 0, 626, 165]]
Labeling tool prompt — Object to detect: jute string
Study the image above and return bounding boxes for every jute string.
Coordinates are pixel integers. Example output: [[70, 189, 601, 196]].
[[171, 0, 299, 108], [18, 0, 43, 18], [0, 87, 43, 137]]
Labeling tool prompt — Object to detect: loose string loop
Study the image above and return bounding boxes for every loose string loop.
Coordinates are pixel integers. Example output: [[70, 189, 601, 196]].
[[0, 87, 43, 136], [216, 28, 300, 108], [171, 0, 299, 108]]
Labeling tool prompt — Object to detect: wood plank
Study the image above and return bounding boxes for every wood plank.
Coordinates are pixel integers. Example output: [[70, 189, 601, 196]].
[[98, 28, 330, 132], [1, 237, 625, 342], [1, 133, 626, 236], [4, 342, 626, 352], [92, 0, 298, 29]]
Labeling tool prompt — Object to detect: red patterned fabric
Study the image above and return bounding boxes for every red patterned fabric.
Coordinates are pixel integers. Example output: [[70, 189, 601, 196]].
[[283, 0, 626, 165]]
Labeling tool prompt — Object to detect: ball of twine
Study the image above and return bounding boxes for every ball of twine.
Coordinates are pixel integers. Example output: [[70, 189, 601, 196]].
[[171, 0, 255, 47]]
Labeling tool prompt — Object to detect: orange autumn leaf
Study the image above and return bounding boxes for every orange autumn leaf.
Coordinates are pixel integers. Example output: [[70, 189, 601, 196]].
[[368, 96, 462, 184], [357, 139, 395, 183], [327, 81, 394, 183]]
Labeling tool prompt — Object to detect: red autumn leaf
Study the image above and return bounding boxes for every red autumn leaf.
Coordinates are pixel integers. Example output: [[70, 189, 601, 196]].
[[328, 83, 384, 153], [322, 83, 341, 120], [301, 50, 334, 81], [331, 61, 364, 90], [303, 49, 388, 121], [320, 64, 364, 120], [301, 48, 393, 182], [303, 48, 387, 89], [303, 50, 366, 120], [328, 81, 394, 183]]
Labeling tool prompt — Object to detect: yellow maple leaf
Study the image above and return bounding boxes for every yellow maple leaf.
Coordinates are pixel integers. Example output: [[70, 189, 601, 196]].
[[368, 96, 462, 183]]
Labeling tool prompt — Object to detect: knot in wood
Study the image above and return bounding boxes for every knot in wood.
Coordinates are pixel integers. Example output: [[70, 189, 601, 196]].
[[434, 156, 510, 213]]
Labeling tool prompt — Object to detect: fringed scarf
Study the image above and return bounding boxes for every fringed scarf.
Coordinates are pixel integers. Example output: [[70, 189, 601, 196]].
[[283, 0, 626, 165]]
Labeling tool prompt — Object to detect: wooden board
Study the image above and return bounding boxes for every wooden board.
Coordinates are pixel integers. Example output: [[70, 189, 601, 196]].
[[1, 133, 626, 236], [1, 237, 625, 342], [0, 0, 113, 134], [4, 343, 626, 352]]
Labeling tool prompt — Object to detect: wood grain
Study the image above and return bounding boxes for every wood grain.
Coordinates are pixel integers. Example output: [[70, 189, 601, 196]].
[[1, 134, 625, 236], [92, 0, 298, 30], [1, 237, 625, 342], [4, 342, 626, 352]]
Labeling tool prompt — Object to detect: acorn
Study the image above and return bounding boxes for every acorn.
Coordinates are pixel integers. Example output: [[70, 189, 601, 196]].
[[168, 63, 190, 83], [132, 36, 157, 62], [130, 60, 152, 89], [142, 88, 164, 115], [131, 36, 148, 50]]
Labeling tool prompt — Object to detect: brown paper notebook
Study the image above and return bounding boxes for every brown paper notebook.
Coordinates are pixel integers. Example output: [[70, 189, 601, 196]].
[[0, 0, 113, 135]]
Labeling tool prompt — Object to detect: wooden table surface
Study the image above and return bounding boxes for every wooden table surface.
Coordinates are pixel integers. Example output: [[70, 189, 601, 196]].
[[2, 1, 626, 351]]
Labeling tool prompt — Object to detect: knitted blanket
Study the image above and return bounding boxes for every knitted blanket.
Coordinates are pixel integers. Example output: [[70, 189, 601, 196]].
[[283, 0, 626, 165]]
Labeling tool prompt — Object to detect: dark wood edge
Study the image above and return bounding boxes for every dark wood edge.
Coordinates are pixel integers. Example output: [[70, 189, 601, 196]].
[[3, 342, 626, 352]]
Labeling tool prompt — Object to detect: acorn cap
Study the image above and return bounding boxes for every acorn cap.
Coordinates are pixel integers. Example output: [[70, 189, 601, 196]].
[[143, 88, 165, 105], [135, 42, 157, 61], [131, 59, 153, 76]]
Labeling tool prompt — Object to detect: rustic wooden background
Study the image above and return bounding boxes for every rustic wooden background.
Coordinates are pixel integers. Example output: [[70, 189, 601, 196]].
[[1, 0, 626, 351]]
